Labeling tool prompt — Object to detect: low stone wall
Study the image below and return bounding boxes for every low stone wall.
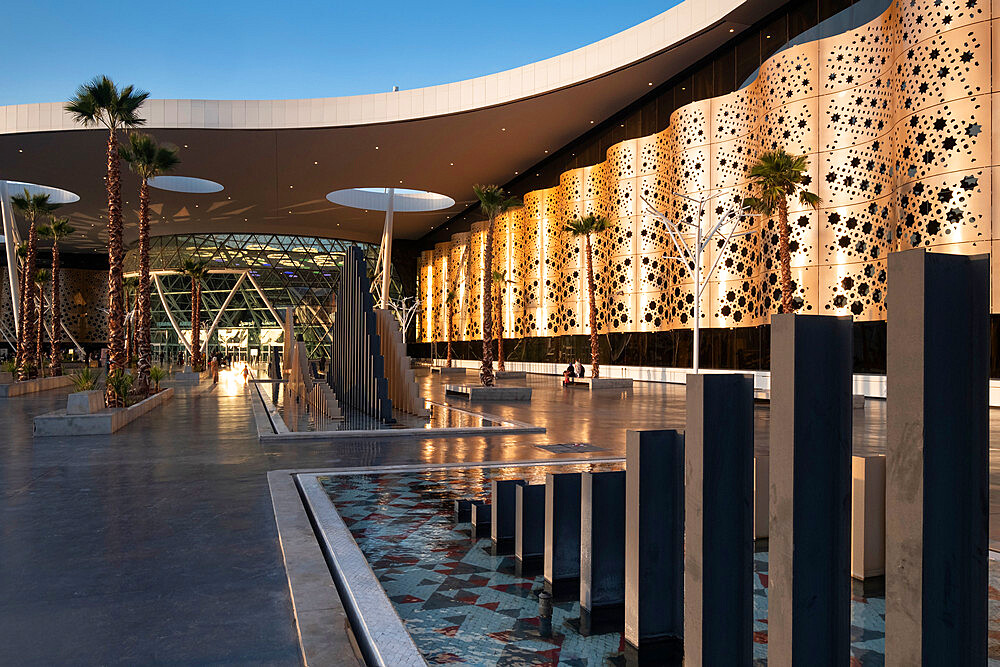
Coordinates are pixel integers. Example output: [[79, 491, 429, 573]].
[[33, 387, 175, 437], [0, 374, 74, 398]]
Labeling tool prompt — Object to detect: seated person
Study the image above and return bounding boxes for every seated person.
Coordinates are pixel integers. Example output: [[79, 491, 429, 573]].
[[574, 360, 585, 378], [562, 363, 577, 385]]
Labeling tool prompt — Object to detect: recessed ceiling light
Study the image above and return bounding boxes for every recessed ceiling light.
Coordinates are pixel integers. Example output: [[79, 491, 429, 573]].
[[729, 28, 735, 32], [183, 144, 188, 148], [514, 171, 518, 175], [544, 150, 548, 153], [399, 180, 403, 184], [501, 128, 506, 131], [648, 82, 653, 86], [766, 35, 771, 39], [18, 149, 23, 153], [289, 185, 293, 188], [450, 162, 454, 166], [590, 120, 594, 124]]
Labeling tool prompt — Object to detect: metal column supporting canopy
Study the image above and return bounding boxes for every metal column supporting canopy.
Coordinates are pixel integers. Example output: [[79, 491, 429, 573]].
[[327, 246, 394, 422]]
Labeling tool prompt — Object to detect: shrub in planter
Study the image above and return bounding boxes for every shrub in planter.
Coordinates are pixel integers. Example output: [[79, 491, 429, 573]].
[[106, 369, 134, 408], [149, 366, 166, 393], [69, 367, 99, 392]]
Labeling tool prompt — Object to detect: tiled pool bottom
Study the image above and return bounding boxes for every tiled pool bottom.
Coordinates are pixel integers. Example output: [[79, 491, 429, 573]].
[[316, 465, 1000, 665]]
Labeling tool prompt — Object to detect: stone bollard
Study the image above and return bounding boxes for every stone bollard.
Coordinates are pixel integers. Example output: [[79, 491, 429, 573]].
[[470, 501, 491, 539], [685, 373, 754, 665], [886, 249, 988, 666], [851, 455, 885, 582], [515, 484, 545, 573], [544, 472, 582, 596], [491, 479, 526, 553], [624, 429, 683, 650], [453, 499, 473, 523], [580, 470, 626, 633], [768, 314, 852, 665]]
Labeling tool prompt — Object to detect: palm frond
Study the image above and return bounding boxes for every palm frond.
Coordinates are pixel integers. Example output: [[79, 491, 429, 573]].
[[66, 75, 149, 130], [473, 184, 521, 219]]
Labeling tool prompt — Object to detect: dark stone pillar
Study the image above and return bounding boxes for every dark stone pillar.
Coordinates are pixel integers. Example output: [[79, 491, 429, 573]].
[[624, 429, 683, 649], [580, 470, 626, 617], [685, 373, 753, 665], [491, 479, 525, 552], [768, 314, 852, 665], [453, 499, 472, 523], [885, 249, 988, 665], [544, 472, 582, 595], [470, 500, 491, 540], [515, 484, 545, 562]]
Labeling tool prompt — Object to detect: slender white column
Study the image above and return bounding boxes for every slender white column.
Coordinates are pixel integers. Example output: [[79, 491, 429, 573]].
[[153, 274, 193, 355], [0, 181, 21, 335], [381, 188, 394, 309], [245, 271, 284, 326], [201, 272, 247, 354]]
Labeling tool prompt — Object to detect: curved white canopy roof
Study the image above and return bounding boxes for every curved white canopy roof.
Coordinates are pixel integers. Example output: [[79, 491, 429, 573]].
[[0, 0, 772, 250]]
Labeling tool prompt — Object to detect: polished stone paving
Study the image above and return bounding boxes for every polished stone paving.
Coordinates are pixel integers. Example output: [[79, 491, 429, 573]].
[[2, 369, 1000, 664]]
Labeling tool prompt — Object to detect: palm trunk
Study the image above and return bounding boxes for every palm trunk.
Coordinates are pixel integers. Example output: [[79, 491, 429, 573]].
[[18, 218, 39, 380], [445, 300, 453, 368], [191, 278, 201, 371], [777, 199, 793, 314], [50, 242, 62, 376], [135, 178, 152, 395], [15, 256, 27, 370], [35, 283, 44, 377], [585, 233, 600, 379], [495, 281, 505, 372], [105, 128, 127, 406], [124, 289, 132, 365], [480, 216, 495, 386]]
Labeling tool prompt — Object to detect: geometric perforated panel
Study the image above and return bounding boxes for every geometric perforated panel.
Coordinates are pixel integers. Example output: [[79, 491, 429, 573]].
[[418, 0, 996, 343]]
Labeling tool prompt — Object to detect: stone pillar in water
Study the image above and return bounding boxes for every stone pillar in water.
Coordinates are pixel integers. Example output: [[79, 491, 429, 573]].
[[768, 314, 852, 665], [885, 249, 988, 665]]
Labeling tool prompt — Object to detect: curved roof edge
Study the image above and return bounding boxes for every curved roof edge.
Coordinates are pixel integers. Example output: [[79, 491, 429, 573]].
[[0, 0, 747, 134]]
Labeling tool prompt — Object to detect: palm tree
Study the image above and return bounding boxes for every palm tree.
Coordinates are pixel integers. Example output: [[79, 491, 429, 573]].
[[66, 75, 149, 404], [472, 184, 520, 386], [13, 242, 28, 371], [565, 214, 611, 379], [123, 277, 139, 367], [120, 132, 179, 394], [33, 269, 51, 377], [38, 218, 75, 376], [743, 149, 820, 314], [11, 190, 61, 379], [181, 260, 210, 371], [491, 270, 509, 372], [445, 287, 457, 368]]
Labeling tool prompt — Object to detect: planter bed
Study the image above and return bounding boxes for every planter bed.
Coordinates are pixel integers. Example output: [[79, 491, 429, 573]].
[[444, 384, 531, 401], [0, 374, 74, 397], [33, 387, 175, 437]]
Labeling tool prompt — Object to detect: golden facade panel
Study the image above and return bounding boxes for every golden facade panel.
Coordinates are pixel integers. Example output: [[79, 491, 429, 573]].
[[416, 0, 1000, 343]]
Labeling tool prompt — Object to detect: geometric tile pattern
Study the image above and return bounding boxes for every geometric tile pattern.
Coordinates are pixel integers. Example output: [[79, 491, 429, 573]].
[[417, 0, 998, 342], [316, 465, 1000, 664]]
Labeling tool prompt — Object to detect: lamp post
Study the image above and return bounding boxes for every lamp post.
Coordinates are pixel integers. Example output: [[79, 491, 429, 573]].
[[642, 192, 757, 374]]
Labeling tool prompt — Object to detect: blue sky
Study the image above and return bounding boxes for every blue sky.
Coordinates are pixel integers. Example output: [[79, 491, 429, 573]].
[[0, 1, 678, 105]]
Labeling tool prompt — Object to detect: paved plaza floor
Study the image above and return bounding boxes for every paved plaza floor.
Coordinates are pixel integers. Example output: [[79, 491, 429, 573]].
[[1, 369, 999, 664]]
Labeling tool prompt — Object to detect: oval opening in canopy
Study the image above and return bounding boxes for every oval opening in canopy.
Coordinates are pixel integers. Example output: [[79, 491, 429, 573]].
[[326, 187, 455, 212], [148, 176, 224, 194]]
